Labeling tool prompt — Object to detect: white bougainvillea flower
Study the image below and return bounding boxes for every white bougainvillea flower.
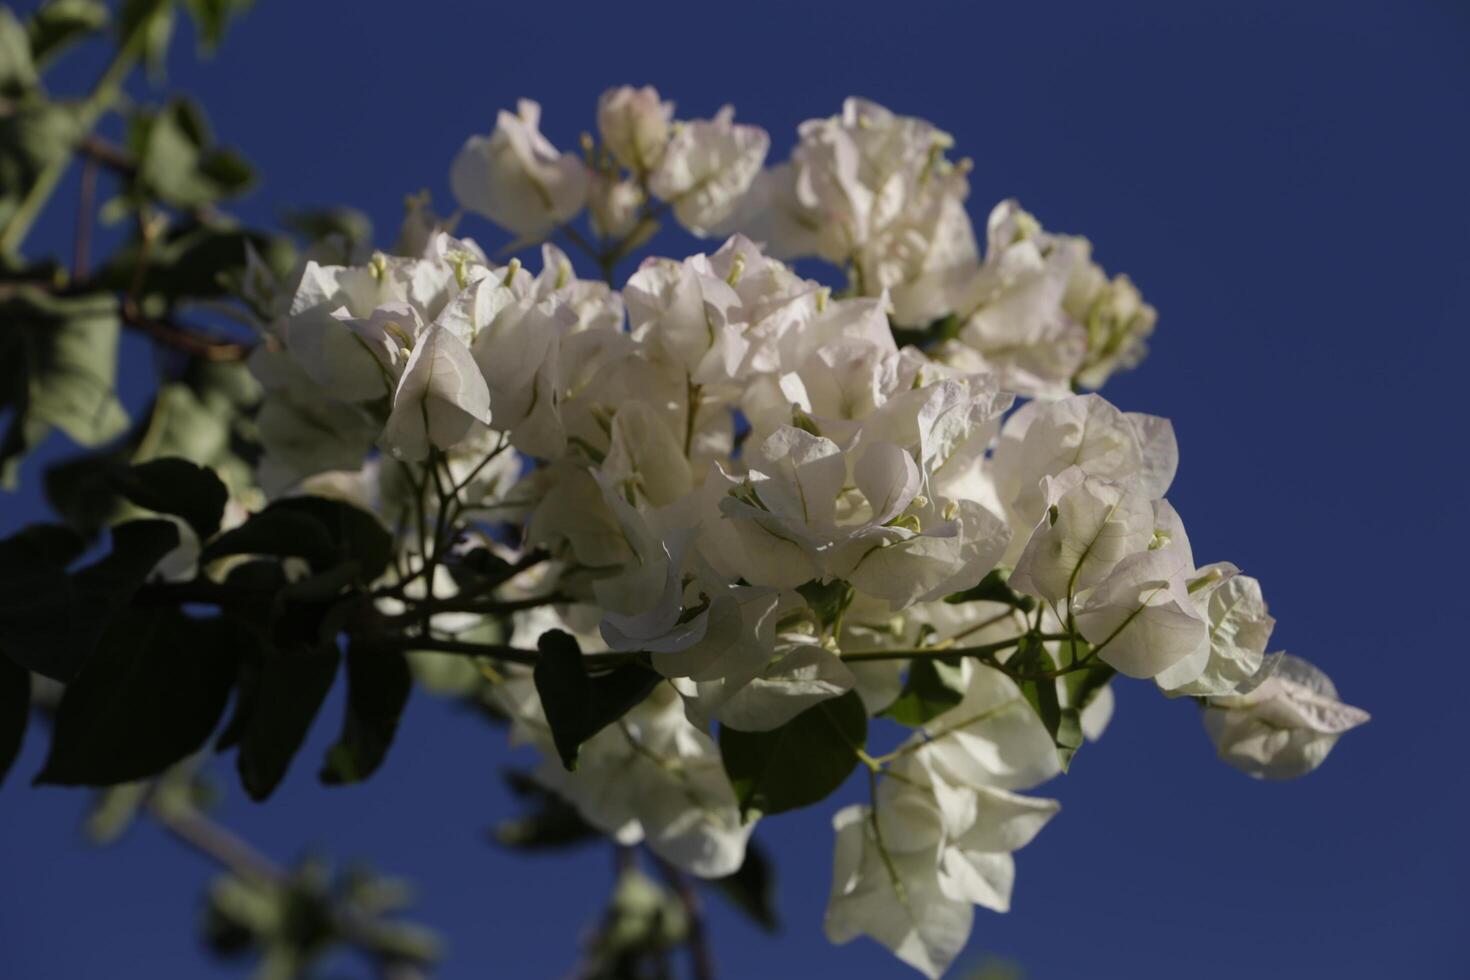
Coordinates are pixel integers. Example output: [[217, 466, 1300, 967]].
[[1065, 246, 1158, 391], [1202, 654, 1368, 780], [650, 106, 769, 236], [825, 753, 1058, 979], [825, 803, 973, 980], [249, 347, 382, 496], [380, 324, 492, 461], [1072, 502, 1210, 681], [491, 673, 752, 877], [902, 661, 1062, 792], [588, 172, 645, 239], [597, 85, 674, 175], [451, 99, 589, 240], [674, 627, 856, 732], [1009, 468, 1156, 603], [624, 252, 746, 382], [1161, 562, 1276, 697], [935, 201, 1087, 398], [991, 392, 1176, 539]]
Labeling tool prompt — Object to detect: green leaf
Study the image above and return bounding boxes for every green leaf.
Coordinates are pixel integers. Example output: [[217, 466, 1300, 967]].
[[181, 0, 253, 52], [26, 0, 110, 67], [0, 8, 37, 94], [114, 457, 229, 540], [203, 496, 392, 581], [493, 770, 600, 850], [0, 518, 177, 681], [0, 104, 79, 229], [281, 206, 373, 255], [0, 287, 127, 485], [118, 0, 175, 80], [99, 222, 275, 304], [235, 644, 339, 801], [720, 691, 867, 818], [944, 568, 1036, 612], [532, 630, 660, 771], [0, 651, 30, 789], [1010, 637, 1090, 772], [708, 842, 778, 933], [882, 657, 966, 726], [36, 607, 242, 785], [128, 100, 255, 208], [796, 578, 854, 628], [320, 640, 411, 785]]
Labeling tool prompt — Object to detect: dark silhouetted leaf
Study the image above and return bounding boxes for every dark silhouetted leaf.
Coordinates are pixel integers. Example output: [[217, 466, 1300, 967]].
[[320, 640, 411, 785], [235, 646, 339, 801], [36, 606, 242, 785], [116, 457, 228, 540], [0, 519, 177, 680], [0, 652, 30, 788], [204, 496, 391, 582], [533, 630, 659, 771]]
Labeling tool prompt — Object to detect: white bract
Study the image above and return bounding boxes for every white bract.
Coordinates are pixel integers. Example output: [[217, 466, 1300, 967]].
[[1203, 655, 1369, 779], [233, 92, 1365, 980], [451, 99, 589, 241]]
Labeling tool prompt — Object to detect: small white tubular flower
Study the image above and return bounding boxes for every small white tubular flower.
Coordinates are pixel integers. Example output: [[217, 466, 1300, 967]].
[[1064, 245, 1157, 390], [379, 325, 492, 461], [1161, 563, 1277, 697], [450, 99, 589, 240], [824, 754, 1059, 979], [597, 85, 674, 175], [1202, 655, 1369, 779], [1008, 469, 1156, 603], [650, 106, 769, 236]]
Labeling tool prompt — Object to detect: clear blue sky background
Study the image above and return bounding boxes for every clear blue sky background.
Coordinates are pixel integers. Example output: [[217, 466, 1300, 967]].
[[2, 1, 1467, 977]]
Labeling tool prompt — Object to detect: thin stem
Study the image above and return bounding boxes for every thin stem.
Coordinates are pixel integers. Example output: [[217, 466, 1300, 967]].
[[73, 157, 98, 277], [149, 797, 430, 980], [0, 27, 143, 256], [150, 797, 286, 885], [650, 855, 715, 980], [839, 633, 1069, 664]]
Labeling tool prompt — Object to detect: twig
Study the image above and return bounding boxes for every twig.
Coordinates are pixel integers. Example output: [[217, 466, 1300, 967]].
[[120, 301, 254, 361], [74, 157, 98, 277], [651, 854, 715, 980], [149, 798, 431, 980]]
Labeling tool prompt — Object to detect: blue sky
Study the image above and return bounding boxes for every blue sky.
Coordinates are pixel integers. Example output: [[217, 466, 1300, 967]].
[[2, 0, 1468, 977]]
